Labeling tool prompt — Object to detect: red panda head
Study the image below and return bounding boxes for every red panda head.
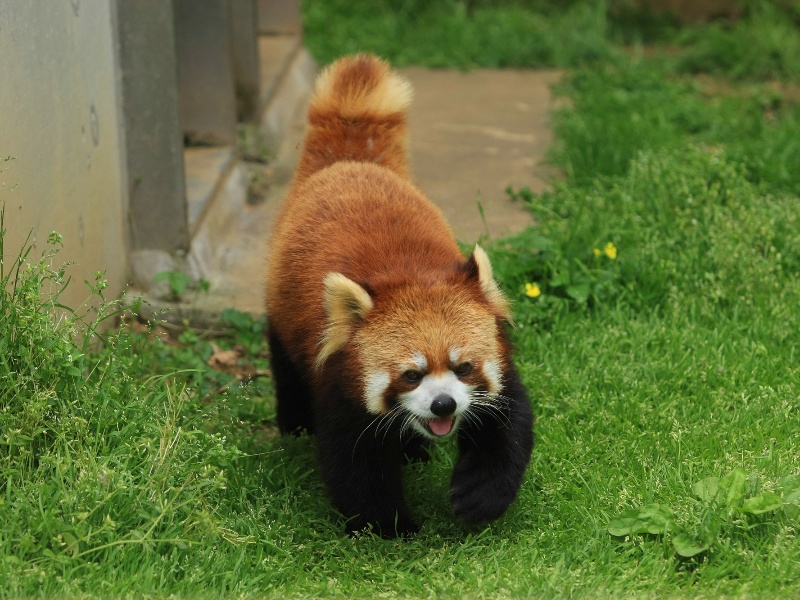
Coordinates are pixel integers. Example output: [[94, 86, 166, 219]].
[[316, 245, 511, 439]]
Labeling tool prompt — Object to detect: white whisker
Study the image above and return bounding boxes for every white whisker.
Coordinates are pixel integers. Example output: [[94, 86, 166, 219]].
[[352, 405, 404, 461], [381, 409, 407, 444], [463, 390, 514, 429]]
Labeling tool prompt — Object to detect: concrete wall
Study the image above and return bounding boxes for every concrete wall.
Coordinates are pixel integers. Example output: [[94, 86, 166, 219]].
[[258, 0, 302, 33], [1, 0, 308, 324], [117, 0, 188, 256], [0, 1, 129, 313]]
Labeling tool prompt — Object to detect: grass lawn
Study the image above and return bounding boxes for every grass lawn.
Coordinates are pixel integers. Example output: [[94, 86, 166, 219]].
[[3, 3, 800, 598]]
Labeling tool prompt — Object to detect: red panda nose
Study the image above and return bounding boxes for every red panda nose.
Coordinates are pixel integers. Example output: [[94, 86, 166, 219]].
[[430, 394, 457, 417]]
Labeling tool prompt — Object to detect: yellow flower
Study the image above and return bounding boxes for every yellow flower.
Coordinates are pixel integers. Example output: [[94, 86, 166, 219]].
[[604, 242, 617, 260], [593, 247, 601, 257], [525, 282, 541, 298]]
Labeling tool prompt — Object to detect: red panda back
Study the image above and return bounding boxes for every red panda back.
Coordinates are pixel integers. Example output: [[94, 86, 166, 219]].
[[268, 162, 465, 370], [293, 54, 413, 183]]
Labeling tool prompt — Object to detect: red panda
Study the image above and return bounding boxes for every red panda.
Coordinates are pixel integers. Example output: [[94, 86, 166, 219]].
[[266, 54, 534, 537]]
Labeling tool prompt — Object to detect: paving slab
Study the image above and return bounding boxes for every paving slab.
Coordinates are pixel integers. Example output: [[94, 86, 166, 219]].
[[184, 145, 236, 233], [402, 68, 561, 243], [142, 61, 561, 324]]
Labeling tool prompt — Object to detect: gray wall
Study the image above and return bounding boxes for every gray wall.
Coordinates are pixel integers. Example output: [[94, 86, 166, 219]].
[[0, 1, 129, 312], [0, 0, 304, 314]]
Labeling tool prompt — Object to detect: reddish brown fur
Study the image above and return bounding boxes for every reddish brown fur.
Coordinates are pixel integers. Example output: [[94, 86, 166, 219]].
[[292, 54, 411, 183], [265, 54, 534, 537]]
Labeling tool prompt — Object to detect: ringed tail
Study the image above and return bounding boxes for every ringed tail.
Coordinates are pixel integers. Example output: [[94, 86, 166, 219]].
[[293, 53, 414, 183]]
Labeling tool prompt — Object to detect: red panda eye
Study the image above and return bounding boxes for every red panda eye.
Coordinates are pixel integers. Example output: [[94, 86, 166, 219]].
[[403, 370, 422, 383], [455, 362, 472, 377]]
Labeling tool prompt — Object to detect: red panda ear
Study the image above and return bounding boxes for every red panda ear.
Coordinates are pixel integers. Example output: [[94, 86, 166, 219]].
[[466, 245, 512, 321], [316, 273, 374, 369]]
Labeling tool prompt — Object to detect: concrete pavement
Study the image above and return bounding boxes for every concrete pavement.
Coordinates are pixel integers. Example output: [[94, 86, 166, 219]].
[[403, 67, 560, 242]]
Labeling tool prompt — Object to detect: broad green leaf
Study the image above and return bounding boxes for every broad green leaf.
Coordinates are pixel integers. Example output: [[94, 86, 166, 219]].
[[672, 532, 709, 558], [780, 474, 800, 506], [550, 272, 570, 287], [692, 476, 719, 503], [221, 308, 252, 330], [169, 273, 190, 296], [737, 492, 783, 515], [529, 234, 555, 251], [61, 531, 80, 557], [61, 531, 77, 545], [154, 270, 191, 297], [718, 468, 747, 509], [566, 283, 590, 304], [783, 504, 800, 520], [608, 504, 675, 536]]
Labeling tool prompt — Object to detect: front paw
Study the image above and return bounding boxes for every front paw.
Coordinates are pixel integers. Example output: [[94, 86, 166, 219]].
[[345, 513, 419, 539], [450, 451, 522, 524]]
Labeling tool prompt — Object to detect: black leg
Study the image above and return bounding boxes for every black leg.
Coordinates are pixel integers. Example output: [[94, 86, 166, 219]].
[[450, 361, 534, 524], [314, 382, 418, 538], [267, 326, 315, 435], [401, 432, 433, 464]]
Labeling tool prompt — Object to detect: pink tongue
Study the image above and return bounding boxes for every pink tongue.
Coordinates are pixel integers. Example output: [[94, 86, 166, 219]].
[[428, 416, 454, 436]]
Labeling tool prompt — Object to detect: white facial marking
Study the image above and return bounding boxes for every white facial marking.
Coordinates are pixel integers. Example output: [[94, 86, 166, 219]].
[[448, 346, 462, 366], [364, 371, 390, 414], [400, 371, 475, 438], [409, 351, 427, 371], [482, 360, 502, 395]]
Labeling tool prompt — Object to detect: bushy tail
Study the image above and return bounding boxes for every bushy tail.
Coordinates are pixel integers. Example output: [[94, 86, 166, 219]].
[[293, 54, 413, 183]]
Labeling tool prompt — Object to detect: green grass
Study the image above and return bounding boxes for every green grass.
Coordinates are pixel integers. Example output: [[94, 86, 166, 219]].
[[4, 6, 800, 598], [675, 1, 800, 82], [485, 55, 800, 596], [548, 60, 800, 194], [302, 0, 618, 69], [303, 0, 800, 81], [4, 148, 799, 595]]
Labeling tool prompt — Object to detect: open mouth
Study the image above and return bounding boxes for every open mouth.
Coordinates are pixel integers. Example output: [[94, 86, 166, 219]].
[[419, 415, 455, 437]]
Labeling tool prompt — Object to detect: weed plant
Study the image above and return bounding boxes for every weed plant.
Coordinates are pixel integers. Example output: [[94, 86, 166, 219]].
[[0, 219, 246, 595], [6, 108, 799, 598]]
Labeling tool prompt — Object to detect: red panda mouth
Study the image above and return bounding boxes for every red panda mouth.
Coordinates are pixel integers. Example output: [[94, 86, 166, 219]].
[[422, 416, 455, 437]]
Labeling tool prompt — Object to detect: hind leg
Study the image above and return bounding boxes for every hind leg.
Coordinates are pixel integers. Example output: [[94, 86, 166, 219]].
[[267, 326, 314, 435]]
